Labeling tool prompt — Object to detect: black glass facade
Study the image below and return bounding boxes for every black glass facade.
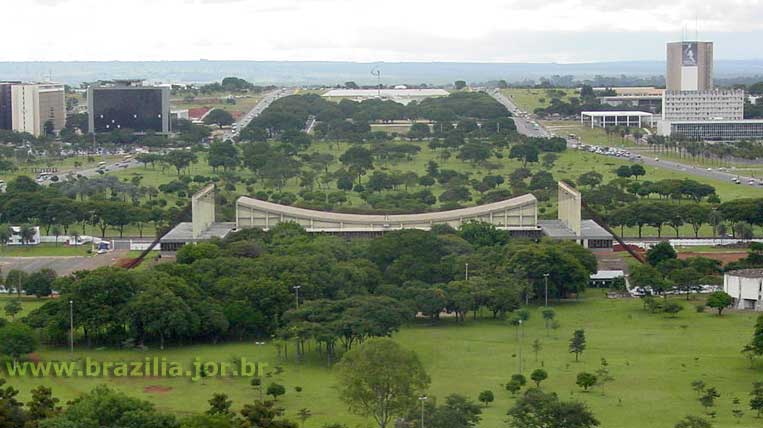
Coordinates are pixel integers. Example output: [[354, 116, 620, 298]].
[[0, 83, 15, 130], [91, 88, 164, 132]]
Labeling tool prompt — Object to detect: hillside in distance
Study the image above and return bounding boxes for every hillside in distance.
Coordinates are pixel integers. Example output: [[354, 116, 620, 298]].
[[2, 60, 763, 86]]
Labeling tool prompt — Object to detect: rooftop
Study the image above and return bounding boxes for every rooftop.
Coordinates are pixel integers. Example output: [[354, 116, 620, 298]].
[[160, 222, 236, 243], [538, 219, 613, 240], [726, 269, 763, 279], [580, 111, 654, 117]]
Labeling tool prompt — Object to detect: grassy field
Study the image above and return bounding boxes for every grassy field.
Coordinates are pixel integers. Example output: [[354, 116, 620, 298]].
[[2, 292, 761, 428], [500, 88, 577, 112], [108, 137, 763, 238], [0, 243, 91, 257], [171, 93, 264, 118]]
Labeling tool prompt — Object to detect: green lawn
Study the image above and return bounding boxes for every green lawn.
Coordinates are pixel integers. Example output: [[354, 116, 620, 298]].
[[500, 88, 577, 113], [0, 243, 91, 257], [3, 292, 762, 428], [0, 295, 47, 319]]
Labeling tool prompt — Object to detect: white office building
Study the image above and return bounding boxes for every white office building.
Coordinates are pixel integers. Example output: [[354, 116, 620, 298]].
[[10, 83, 66, 137], [724, 269, 763, 311], [662, 90, 744, 122]]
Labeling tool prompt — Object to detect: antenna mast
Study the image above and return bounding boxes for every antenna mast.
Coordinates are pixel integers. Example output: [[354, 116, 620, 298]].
[[371, 67, 381, 98]]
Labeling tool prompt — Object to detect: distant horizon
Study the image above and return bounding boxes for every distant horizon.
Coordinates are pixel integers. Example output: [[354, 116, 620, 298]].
[[3, 59, 763, 86]]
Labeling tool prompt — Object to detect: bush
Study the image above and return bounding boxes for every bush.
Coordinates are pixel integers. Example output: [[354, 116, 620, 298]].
[[695, 304, 706, 313]]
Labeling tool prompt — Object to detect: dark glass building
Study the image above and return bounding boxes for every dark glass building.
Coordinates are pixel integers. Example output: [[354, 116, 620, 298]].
[[0, 82, 19, 130], [87, 81, 170, 134]]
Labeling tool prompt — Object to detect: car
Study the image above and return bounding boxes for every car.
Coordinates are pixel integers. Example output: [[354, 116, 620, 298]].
[[654, 157, 659, 161]]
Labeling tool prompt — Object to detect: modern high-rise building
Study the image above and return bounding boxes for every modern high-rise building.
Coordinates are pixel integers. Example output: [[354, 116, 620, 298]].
[[87, 80, 170, 134], [666, 41, 713, 91], [9, 83, 66, 137]]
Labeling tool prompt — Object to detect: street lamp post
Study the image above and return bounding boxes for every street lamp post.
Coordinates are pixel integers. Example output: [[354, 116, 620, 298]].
[[543, 273, 550, 307], [293, 286, 301, 309], [465, 263, 469, 281], [69, 300, 74, 355], [518, 319, 523, 374], [418, 396, 428, 428]]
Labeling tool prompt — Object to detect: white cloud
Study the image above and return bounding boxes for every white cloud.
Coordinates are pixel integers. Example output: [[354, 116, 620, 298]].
[[1, 0, 762, 61]]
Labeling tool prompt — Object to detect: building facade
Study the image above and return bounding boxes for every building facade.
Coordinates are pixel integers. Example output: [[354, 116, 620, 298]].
[[662, 90, 744, 122], [0, 82, 19, 130], [724, 269, 763, 311], [666, 41, 713, 91], [9, 83, 66, 137], [657, 119, 763, 141], [88, 80, 170, 134]]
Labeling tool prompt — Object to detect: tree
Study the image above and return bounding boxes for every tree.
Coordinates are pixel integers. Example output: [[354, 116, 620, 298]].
[[663, 301, 684, 318], [428, 394, 482, 428], [478, 390, 494, 407], [0, 322, 37, 360], [24, 269, 57, 298], [26, 385, 61, 424], [542, 309, 555, 336], [507, 388, 599, 428], [40, 385, 177, 428], [706, 291, 733, 316], [576, 372, 597, 391], [297, 408, 312, 428], [164, 150, 198, 175], [505, 380, 522, 396], [208, 141, 240, 172], [647, 241, 677, 266], [454, 80, 467, 90], [569, 329, 586, 361], [530, 369, 548, 387], [207, 393, 233, 417], [50, 225, 62, 247], [531, 339, 542, 362], [674, 416, 712, 428], [508, 144, 539, 167], [339, 146, 374, 185], [267, 383, 286, 401], [577, 171, 603, 188], [204, 109, 235, 128], [750, 381, 763, 417], [699, 387, 720, 410], [3, 300, 22, 321], [335, 338, 430, 428]]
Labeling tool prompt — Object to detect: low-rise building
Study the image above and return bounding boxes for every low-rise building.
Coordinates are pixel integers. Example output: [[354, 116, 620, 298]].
[[724, 269, 763, 311], [657, 119, 763, 141], [580, 111, 654, 129]]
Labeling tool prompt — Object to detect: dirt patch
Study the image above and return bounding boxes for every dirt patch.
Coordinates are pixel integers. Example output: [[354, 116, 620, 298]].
[[114, 258, 139, 269], [143, 385, 173, 394], [677, 251, 747, 265]]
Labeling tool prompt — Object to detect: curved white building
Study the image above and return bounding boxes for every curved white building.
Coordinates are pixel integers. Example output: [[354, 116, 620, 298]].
[[235, 194, 539, 233]]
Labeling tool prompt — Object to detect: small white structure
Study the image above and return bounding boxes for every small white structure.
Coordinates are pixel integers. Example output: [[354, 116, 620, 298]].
[[589, 270, 624, 288], [8, 226, 41, 246], [322, 88, 449, 105], [724, 269, 763, 311], [580, 111, 654, 128]]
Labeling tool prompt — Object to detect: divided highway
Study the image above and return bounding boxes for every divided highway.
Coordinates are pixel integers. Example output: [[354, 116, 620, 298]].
[[488, 89, 762, 187]]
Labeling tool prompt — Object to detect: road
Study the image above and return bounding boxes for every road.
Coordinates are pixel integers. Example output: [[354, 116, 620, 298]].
[[489, 89, 551, 138], [224, 88, 296, 141], [46, 158, 142, 184], [488, 89, 762, 187]]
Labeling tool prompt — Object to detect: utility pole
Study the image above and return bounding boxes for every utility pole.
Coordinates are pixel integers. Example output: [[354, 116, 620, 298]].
[[69, 300, 74, 355], [543, 273, 550, 307], [293, 286, 301, 309]]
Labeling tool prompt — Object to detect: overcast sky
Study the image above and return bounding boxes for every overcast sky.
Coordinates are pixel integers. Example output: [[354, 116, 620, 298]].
[[3, 0, 763, 62]]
